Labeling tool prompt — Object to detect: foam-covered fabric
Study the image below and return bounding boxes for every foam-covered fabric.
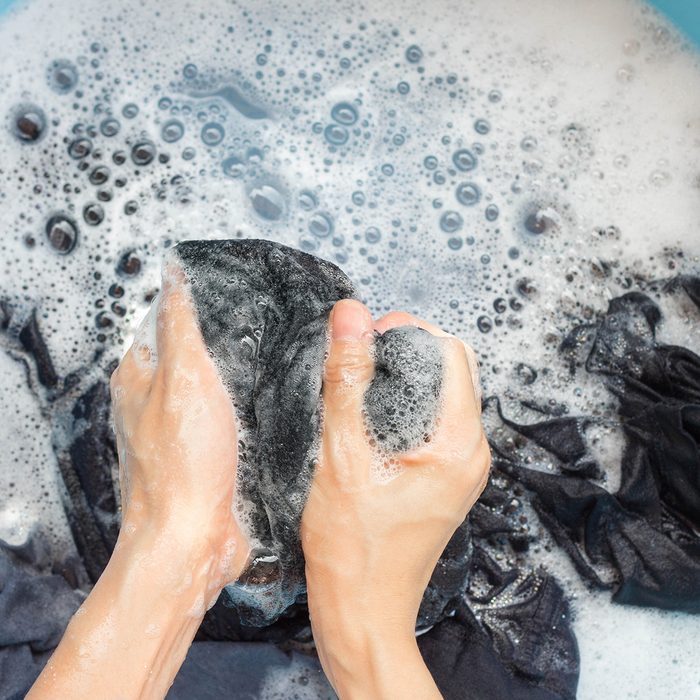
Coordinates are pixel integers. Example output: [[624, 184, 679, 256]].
[[174, 239, 444, 625], [6, 253, 699, 699], [493, 287, 700, 614]]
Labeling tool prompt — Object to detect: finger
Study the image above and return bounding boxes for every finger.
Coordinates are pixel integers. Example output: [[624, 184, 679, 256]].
[[373, 310, 449, 337], [321, 299, 375, 481], [155, 259, 206, 366]]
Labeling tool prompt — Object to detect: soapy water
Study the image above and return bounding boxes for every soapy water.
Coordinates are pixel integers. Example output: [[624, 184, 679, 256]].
[[0, 0, 699, 696]]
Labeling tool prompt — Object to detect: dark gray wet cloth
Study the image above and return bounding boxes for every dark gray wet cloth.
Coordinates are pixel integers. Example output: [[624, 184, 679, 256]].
[[174, 239, 444, 625], [5, 234, 700, 699]]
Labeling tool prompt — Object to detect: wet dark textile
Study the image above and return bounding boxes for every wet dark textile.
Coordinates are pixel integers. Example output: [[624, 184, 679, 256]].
[[496, 286, 700, 613], [175, 240, 444, 626], [0, 534, 83, 700], [419, 574, 579, 700], [6, 255, 699, 698]]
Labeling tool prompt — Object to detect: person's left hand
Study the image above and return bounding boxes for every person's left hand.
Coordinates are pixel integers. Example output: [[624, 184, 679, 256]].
[[110, 264, 250, 593]]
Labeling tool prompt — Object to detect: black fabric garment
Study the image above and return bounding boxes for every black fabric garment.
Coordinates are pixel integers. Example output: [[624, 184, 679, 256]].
[[17, 253, 700, 696], [0, 533, 83, 700], [175, 239, 444, 625], [419, 573, 579, 700], [493, 284, 700, 614]]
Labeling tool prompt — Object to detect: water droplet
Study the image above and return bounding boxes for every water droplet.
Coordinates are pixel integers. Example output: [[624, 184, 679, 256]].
[[397, 81, 410, 94], [424, 155, 438, 170]]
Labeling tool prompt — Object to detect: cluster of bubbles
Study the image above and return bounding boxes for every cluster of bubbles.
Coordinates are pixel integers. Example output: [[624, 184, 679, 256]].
[[0, 0, 699, 691]]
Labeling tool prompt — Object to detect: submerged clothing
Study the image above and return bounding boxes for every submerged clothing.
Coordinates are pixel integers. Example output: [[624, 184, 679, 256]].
[[2, 236, 699, 698]]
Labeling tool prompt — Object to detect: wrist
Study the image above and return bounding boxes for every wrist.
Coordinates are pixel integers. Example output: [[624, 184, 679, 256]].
[[120, 501, 248, 588]]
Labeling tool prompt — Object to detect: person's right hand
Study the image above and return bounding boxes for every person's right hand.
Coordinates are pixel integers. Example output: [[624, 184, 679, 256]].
[[301, 299, 491, 699]]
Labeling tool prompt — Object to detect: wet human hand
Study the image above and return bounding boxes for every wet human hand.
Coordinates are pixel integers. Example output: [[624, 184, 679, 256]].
[[301, 299, 490, 698], [110, 264, 250, 586]]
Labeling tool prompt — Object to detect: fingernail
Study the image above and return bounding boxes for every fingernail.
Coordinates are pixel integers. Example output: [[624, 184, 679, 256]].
[[331, 299, 372, 341]]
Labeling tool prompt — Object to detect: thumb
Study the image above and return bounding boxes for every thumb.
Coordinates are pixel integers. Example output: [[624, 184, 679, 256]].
[[322, 299, 375, 473]]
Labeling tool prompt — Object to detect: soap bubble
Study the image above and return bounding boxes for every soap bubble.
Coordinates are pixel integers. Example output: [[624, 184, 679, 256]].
[[298, 190, 318, 210], [131, 141, 156, 166], [456, 182, 481, 206], [161, 119, 185, 143], [11, 104, 46, 143], [100, 117, 120, 137], [308, 212, 334, 237], [406, 44, 423, 63], [324, 123, 349, 145], [47, 59, 78, 93], [485, 204, 500, 221], [452, 148, 477, 172], [365, 226, 381, 243], [248, 184, 286, 221], [45, 215, 78, 254], [201, 122, 225, 146], [331, 101, 358, 125], [122, 103, 139, 119], [82, 203, 105, 226], [222, 155, 245, 178], [68, 137, 92, 159], [440, 210, 463, 233]]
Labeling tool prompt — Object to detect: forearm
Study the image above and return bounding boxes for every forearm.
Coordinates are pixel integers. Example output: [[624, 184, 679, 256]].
[[27, 514, 222, 700], [316, 624, 440, 700], [307, 575, 442, 700]]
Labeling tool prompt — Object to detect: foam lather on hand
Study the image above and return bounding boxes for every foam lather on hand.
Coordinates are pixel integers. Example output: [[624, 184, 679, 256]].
[[172, 239, 444, 625]]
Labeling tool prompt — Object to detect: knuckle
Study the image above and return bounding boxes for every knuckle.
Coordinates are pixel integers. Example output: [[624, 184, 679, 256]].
[[324, 344, 374, 386]]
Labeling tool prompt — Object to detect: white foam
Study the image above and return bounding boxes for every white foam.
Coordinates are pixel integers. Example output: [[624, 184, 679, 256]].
[[0, 0, 698, 695]]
